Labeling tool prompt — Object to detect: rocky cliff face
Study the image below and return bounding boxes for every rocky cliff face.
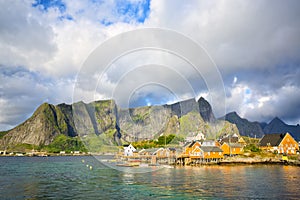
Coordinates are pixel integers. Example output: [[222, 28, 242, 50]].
[[221, 112, 264, 138], [0, 97, 240, 147], [198, 97, 216, 123]]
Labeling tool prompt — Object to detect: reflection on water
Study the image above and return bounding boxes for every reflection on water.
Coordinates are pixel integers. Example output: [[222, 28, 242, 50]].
[[121, 173, 135, 185], [282, 165, 300, 198], [0, 156, 299, 199]]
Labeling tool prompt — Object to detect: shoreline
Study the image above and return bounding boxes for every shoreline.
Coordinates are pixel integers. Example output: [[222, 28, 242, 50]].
[[218, 160, 300, 167], [0, 152, 114, 157], [1, 154, 299, 167]]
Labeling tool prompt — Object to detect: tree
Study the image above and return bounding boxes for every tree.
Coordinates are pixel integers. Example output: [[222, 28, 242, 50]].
[[157, 134, 175, 145]]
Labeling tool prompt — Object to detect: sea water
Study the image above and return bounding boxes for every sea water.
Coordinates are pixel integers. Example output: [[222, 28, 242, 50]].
[[0, 156, 299, 199]]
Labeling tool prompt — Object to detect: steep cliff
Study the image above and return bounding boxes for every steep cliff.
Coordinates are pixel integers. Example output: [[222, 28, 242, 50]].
[[0, 97, 240, 148]]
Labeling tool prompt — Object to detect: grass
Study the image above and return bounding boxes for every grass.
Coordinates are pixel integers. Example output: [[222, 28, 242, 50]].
[[0, 130, 9, 139], [7, 143, 39, 152]]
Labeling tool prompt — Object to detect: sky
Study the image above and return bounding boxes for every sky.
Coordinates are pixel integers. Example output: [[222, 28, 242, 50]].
[[0, 0, 300, 131]]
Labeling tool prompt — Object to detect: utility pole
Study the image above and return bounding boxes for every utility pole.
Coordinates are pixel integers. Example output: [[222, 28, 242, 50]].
[[229, 135, 232, 157]]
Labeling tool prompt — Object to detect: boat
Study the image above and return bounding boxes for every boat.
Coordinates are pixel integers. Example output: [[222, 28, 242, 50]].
[[116, 163, 134, 167]]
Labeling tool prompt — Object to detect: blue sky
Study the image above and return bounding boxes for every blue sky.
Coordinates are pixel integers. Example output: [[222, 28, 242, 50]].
[[32, 0, 67, 12], [32, 0, 150, 24], [0, 0, 300, 130]]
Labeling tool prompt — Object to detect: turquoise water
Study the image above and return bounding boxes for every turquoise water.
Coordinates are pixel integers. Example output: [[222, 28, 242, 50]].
[[0, 156, 299, 199]]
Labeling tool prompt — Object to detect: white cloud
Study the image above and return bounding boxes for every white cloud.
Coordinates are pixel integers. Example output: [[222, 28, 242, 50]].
[[0, 0, 300, 130], [0, 1, 57, 70]]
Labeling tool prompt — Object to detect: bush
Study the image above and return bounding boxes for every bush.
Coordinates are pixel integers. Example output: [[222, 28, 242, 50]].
[[157, 134, 175, 145], [44, 134, 87, 153], [244, 143, 261, 152]]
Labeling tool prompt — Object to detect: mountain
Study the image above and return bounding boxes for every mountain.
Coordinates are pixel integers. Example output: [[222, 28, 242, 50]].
[[0, 97, 239, 150], [0, 103, 78, 147], [221, 112, 264, 138], [263, 117, 300, 141], [222, 112, 300, 141]]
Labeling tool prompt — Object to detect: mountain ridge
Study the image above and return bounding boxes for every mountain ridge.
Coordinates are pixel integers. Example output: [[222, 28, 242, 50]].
[[220, 112, 264, 138], [222, 112, 300, 141], [0, 97, 239, 149], [263, 116, 300, 141], [1, 98, 299, 150]]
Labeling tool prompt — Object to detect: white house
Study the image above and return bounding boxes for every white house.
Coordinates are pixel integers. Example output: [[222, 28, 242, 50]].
[[124, 144, 136, 156], [186, 132, 206, 142], [202, 140, 216, 147]]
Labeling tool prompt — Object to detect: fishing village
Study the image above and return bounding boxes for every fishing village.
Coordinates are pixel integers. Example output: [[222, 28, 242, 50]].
[[114, 132, 300, 167], [1, 131, 300, 167]]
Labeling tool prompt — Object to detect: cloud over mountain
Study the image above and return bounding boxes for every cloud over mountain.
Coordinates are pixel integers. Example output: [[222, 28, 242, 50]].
[[0, 0, 300, 130]]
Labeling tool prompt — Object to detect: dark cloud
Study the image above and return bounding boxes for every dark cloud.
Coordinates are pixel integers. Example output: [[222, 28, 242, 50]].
[[222, 65, 300, 124]]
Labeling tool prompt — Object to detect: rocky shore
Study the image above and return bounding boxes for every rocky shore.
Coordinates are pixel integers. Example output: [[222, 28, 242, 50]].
[[219, 156, 300, 166]]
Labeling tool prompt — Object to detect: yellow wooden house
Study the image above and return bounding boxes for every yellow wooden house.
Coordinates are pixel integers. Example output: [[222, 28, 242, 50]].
[[259, 132, 299, 155]]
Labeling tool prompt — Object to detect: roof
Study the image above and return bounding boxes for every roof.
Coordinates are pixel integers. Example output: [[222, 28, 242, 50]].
[[168, 147, 176, 151], [188, 141, 197, 148], [142, 148, 166, 155], [143, 148, 160, 154], [200, 146, 223, 152], [222, 143, 243, 148], [123, 144, 134, 148], [188, 141, 202, 148], [259, 133, 286, 146], [202, 140, 215, 147], [220, 136, 239, 144], [183, 142, 192, 147]]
